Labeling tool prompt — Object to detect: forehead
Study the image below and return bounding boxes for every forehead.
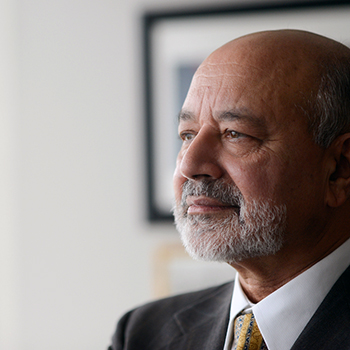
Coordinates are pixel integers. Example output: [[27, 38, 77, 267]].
[[182, 60, 295, 126], [191, 60, 274, 95]]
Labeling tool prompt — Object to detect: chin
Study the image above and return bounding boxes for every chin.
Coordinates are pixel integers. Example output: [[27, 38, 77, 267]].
[[175, 204, 287, 263]]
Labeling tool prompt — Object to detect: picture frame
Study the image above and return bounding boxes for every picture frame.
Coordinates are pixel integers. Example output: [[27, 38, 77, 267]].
[[143, 0, 350, 221]]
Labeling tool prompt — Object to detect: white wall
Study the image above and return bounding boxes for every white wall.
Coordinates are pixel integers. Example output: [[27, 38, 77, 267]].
[[0, 0, 321, 349], [0, 0, 20, 349]]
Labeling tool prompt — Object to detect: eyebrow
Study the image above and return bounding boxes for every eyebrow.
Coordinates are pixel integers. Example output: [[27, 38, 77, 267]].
[[178, 108, 266, 129], [217, 110, 267, 129], [178, 110, 195, 122]]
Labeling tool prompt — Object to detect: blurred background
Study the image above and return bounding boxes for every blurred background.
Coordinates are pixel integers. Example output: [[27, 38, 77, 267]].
[[0, 0, 347, 349]]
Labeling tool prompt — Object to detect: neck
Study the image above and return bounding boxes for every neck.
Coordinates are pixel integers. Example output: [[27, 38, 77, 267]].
[[229, 233, 350, 303]]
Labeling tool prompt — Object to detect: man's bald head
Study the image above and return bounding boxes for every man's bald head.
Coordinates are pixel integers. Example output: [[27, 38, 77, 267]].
[[207, 29, 349, 62], [195, 29, 350, 148]]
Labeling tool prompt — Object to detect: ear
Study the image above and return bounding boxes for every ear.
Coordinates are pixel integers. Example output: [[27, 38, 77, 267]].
[[327, 133, 350, 208]]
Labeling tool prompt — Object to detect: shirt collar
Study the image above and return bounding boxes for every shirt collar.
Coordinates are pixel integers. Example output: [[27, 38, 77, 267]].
[[227, 238, 350, 350], [231, 276, 253, 316]]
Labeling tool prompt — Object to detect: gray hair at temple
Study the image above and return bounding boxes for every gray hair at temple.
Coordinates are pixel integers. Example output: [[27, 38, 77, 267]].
[[311, 52, 350, 148]]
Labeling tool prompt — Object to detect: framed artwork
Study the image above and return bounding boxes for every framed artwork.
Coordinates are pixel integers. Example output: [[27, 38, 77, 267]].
[[143, 0, 350, 221]]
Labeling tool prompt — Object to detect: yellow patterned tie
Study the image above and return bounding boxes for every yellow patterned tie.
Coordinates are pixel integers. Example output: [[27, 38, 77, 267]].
[[233, 313, 267, 350]]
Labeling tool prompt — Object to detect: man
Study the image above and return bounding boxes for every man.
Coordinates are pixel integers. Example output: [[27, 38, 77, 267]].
[[109, 30, 350, 349]]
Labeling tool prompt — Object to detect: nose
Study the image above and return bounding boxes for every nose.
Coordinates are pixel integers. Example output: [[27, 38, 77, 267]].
[[178, 127, 224, 180]]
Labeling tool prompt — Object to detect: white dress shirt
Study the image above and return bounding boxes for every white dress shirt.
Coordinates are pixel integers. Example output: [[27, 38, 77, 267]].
[[223, 238, 350, 350]]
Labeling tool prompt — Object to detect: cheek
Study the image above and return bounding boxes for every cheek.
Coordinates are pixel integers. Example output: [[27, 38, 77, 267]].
[[232, 168, 271, 199], [225, 156, 276, 201]]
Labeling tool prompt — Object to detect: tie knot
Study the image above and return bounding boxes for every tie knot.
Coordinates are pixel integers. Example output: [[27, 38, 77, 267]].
[[233, 313, 267, 350]]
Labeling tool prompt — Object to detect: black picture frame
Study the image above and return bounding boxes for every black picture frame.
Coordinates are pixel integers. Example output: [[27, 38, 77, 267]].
[[143, 0, 350, 221]]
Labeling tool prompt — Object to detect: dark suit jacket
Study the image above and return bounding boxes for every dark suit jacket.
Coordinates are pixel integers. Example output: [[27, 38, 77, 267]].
[[109, 265, 350, 350]]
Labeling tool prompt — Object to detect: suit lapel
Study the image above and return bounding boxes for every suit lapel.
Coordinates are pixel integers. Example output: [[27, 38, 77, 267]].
[[153, 282, 233, 350], [291, 265, 350, 349]]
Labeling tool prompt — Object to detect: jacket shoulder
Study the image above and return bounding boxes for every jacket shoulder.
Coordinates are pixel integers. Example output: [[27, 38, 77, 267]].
[[133, 281, 233, 317], [291, 265, 350, 349], [110, 281, 233, 350]]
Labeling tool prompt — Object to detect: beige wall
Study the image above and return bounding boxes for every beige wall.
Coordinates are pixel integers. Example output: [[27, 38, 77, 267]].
[[0, 0, 321, 349]]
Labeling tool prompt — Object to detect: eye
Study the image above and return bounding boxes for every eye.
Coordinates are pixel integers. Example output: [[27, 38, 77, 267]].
[[224, 129, 244, 139], [180, 132, 196, 142]]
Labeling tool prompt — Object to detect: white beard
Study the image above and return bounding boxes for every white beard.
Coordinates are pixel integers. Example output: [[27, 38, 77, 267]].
[[173, 179, 287, 263]]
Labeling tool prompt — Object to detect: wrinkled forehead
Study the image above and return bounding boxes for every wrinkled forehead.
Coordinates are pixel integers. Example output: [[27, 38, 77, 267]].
[[192, 60, 273, 90], [194, 60, 262, 81], [184, 48, 319, 116], [185, 60, 289, 114]]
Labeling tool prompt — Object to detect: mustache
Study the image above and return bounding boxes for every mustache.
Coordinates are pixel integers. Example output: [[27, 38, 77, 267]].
[[181, 179, 244, 208]]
